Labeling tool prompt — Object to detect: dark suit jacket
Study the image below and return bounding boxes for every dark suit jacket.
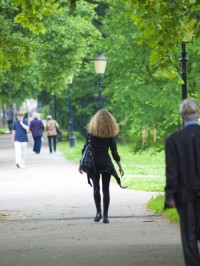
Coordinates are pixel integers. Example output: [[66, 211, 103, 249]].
[[165, 124, 200, 208]]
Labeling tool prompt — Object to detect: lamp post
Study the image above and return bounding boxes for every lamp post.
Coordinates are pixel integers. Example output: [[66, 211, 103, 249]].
[[66, 75, 76, 147], [93, 52, 108, 110], [179, 19, 197, 101], [53, 94, 57, 120], [179, 42, 188, 100]]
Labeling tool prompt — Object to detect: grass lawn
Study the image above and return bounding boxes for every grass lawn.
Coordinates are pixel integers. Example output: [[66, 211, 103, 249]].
[[147, 195, 179, 223], [0, 128, 8, 134], [57, 139, 179, 223]]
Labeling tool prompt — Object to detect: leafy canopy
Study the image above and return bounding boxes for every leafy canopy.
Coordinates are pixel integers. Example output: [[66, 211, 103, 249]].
[[123, 0, 200, 78]]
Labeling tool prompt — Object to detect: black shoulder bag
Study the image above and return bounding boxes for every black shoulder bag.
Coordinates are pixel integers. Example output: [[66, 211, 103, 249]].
[[80, 134, 94, 174]]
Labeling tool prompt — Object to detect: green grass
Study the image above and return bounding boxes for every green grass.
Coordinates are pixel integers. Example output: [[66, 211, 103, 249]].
[[58, 139, 165, 191], [57, 139, 179, 223], [119, 147, 165, 192], [57, 140, 84, 164], [147, 194, 179, 223], [0, 128, 8, 134]]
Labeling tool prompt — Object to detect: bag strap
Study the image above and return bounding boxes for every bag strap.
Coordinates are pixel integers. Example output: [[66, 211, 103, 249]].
[[87, 133, 95, 186], [87, 133, 92, 143]]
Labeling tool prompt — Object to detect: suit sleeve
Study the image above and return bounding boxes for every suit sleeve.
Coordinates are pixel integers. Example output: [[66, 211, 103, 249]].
[[165, 136, 178, 201]]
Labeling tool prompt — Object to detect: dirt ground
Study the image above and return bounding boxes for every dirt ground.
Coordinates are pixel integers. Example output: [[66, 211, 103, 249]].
[[0, 134, 185, 266]]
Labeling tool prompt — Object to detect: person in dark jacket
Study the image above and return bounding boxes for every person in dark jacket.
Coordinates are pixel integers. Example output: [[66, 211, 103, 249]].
[[165, 99, 200, 266], [79, 109, 124, 224], [30, 113, 44, 154], [5, 107, 14, 132]]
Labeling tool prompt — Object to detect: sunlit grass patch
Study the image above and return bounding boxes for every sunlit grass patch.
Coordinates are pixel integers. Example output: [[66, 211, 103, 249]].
[[147, 194, 179, 223], [58, 140, 165, 192], [0, 128, 8, 134]]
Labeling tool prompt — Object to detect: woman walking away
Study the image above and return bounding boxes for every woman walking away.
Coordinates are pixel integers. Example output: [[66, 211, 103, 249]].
[[46, 115, 59, 154], [79, 109, 125, 224], [30, 113, 44, 154]]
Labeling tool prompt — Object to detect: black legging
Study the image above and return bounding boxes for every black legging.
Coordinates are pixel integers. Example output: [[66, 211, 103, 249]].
[[47, 135, 57, 153], [93, 173, 111, 216]]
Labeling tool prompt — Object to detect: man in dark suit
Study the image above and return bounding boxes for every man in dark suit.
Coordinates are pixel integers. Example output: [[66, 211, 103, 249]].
[[165, 98, 200, 266]]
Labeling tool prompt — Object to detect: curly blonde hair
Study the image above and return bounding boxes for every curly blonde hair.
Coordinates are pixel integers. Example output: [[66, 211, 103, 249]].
[[88, 109, 119, 138]]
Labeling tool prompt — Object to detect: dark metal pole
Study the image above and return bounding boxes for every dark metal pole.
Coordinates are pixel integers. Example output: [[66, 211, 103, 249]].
[[179, 41, 188, 100], [68, 83, 76, 147], [98, 76, 102, 110], [54, 94, 57, 120]]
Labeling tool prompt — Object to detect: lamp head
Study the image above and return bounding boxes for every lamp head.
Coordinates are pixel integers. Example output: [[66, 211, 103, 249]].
[[93, 52, 107, 74], [66, 74, 74, 84]]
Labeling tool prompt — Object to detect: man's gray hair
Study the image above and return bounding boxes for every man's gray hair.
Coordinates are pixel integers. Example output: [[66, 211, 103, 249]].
[[180, 99, 200, 121]]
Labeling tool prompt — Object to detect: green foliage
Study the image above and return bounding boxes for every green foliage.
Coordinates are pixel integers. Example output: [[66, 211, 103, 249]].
[[0, 0, 59, 71], [95, 0, 184, 149], [1, 0, 200, 153], [0, 0, 102, 119], [12, 0, 59, 33], [35, 0, 101, 94], [123, 0, 200, 77]]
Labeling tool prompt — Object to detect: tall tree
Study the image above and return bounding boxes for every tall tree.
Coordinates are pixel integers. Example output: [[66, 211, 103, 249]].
[[0, 0, 61, 72], [123, 0, 200, 78]]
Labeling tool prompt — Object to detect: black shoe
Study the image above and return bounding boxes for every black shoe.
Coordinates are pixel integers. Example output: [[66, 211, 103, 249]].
[[94, 213, 102, 222], [103, 215, 109, 224]]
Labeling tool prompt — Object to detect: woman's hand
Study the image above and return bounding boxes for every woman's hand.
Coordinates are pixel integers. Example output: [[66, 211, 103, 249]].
[[117, 161, 124, 177], [78, 165, 83, 174], [119, 168, 124, 177]]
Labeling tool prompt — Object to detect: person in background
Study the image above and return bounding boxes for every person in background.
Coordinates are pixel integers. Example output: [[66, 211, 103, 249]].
[[30, 113, 44, 154], [6, 107, 14, 133], [165, 99, 200, 266], [79, 109, 125, 224], [46, 115, 59, 154], [12, 112, 29, 169], [24, 112, 29, 120]]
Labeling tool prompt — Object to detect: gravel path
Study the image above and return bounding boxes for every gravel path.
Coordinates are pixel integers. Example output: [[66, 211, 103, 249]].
[[0, 134, 184, 266]]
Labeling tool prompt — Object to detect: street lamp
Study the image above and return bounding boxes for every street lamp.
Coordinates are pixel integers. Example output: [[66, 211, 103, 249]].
[[179, 19, 197, 100], [54, 94, 57, 120], [93, 52, 108, 110], [66, 75, 76, 147], [179, 42, 188, 100]]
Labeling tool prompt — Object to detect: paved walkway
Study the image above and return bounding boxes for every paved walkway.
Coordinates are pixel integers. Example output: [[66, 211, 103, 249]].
[[0, 134, 184, 266]]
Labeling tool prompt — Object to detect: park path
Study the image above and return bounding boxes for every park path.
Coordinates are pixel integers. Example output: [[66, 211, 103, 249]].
[[0, 133, 184, 266]]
